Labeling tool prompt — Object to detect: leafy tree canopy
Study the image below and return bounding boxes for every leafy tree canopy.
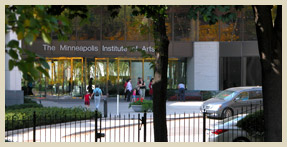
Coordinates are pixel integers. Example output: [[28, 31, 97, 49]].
[[5, 5, 88, 82]]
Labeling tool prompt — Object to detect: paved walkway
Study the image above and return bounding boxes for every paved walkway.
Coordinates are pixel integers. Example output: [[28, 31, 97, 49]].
[[35, 96, 203, 116], [6, 96, 206, 142]]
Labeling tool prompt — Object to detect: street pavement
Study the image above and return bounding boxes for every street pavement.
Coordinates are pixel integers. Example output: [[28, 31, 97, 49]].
[[6, 96, 206, 142], [35, 96, 203, 116]]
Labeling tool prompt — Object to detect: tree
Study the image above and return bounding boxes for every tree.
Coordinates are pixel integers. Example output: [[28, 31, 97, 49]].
[[189, 5, 282, 142], [252, 6, 281, 142], [5, 5, 88, 82], [108, 5, 169, 142]]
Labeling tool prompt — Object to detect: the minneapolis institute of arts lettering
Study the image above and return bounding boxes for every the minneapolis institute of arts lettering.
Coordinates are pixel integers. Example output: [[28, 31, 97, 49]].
[[43, 44, 155, 53]]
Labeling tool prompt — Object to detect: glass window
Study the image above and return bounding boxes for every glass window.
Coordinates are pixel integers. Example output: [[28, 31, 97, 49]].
[[222, 57, 241, 89], [249, 90, 262, 99], [108, 59, 118, 95], [95, 59, 107, 94], [199, 19, 219, 41], [173, 6, 192, 41], [243, 6, 257, 41], [246, 57, 262, 86], [102, 6, 125, 40], [219, 18, 241, 41], [126, 6, 149, 41], [167, 59, 186, 89], [238, 91, 249, 101], [78, 6, 101, 40], [215, 90, 237, 101]]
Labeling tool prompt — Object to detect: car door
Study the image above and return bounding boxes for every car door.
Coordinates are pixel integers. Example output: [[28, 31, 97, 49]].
[[248, 90, 263, 112], [231, 91, 250, 115]]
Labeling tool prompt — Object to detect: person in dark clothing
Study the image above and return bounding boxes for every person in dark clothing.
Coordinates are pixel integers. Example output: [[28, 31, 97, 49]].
[[124, 79, 129, 100], [178, 82, 185, 101], [149, 78, 154, 100], [87, 78, 94, 94]]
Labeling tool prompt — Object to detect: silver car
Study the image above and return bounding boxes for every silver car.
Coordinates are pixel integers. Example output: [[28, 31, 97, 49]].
[[206, 114, 263, 142], [200, 86, 263, 118]]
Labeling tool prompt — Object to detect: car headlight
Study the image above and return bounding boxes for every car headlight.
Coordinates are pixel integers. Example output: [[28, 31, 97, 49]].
[[208, 104, 222, 111]]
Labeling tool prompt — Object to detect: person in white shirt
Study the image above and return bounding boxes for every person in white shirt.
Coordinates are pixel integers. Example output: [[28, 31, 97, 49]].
[[178, 83, 185, 101], [126, 79, 132, 102]]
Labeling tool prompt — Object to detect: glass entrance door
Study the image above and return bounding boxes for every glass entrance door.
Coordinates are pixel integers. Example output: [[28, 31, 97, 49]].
[[44, 57, 84, 98]]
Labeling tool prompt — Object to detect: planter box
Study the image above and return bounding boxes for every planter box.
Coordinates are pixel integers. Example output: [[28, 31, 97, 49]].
[[131, 105, 143, 112]]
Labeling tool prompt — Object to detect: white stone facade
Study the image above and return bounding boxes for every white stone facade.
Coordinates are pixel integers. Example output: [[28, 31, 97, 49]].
[[187, 42, 219, 91]]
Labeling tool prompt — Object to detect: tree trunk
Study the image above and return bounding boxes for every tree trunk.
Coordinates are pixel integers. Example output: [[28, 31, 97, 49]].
[[152, 11, 169, 142], [252, 5, 282, 142]]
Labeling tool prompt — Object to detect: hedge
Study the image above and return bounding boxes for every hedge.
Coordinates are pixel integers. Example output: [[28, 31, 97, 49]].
[[6, 107, 100, 131], [237, 110, 264, 137], [5, 99, 100, 131]]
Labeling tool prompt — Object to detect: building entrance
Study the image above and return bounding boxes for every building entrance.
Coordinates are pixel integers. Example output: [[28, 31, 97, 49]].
[[28, 57, 183, 98]]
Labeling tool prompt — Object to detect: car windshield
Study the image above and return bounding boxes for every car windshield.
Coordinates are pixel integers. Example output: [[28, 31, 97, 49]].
[[215, 90, 238, 101]]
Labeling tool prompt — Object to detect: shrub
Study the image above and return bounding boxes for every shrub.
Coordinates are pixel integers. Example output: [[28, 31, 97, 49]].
[[237, 110, 264, 137], [129, 98, 153, 112], [5, 106, 100, 131], [6, 98, 43, 111], [24, 98, 37, 104], [6, 103, 43, 111]]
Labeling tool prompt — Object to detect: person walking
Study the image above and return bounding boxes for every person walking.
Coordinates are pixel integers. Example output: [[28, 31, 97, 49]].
[[124, 79, 129, 100], [149, 78, 154, 100], [132, 88, 137, 102], [84, 91, 91, 109], [178, 82, 185, 101], [137, 77, 141, 96], [138, 78, 146, 98], [126, 79, 132, 102], [87, 78, 94, 94], [90, 85, 102, 111]]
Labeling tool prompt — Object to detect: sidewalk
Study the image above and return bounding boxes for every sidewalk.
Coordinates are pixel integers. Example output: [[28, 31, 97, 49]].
[[35, 96, 203, 116], [6, 97, 205, 142]]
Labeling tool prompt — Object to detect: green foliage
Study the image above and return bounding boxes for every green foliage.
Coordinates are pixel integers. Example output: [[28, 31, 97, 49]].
[[188, 6, 243, 25], [5, 106, 99, 131], [5, 5, 88, 82], [6, 103, 43, 111], [5, 97, 99, 131], [6, 98, 42, 110], [237, 110, 264, 137], [129, 99, 153, 112]]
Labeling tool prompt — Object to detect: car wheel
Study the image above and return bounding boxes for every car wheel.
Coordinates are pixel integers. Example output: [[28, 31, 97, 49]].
[[222, 108, 233, 118], [233, 137, 250, 142]]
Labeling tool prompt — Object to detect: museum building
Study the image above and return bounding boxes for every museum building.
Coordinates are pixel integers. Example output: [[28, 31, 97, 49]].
[[5, 6, 262, 105]]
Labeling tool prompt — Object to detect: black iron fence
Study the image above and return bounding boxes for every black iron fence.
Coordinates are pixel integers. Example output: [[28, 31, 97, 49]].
[[5, 103, 264, 142]]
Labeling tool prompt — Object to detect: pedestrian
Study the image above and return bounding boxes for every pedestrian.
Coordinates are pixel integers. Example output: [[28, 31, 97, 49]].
[[132, 88, 137, 102], [126, 79, 132, 102], [178, 82, 185, 101], [137, 77, 141, 95], [87, 78, 93, 94], [90, 85, 102, 111], [139, 78, 146, 98], [149, 78, 154, 100], [84, 91, 91, 109], [124, 79, 129, 100]]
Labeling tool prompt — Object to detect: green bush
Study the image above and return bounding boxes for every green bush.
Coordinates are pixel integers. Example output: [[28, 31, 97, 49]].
[[237, 110, 264, 137], [6, 103, 43, 111], [5, 107, 100, 131], [6, 98, 43, 111], [129, 99, 153, 112], [24, 98, 37, 104]]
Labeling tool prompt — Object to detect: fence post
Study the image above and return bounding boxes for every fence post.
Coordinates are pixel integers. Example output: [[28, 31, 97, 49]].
[[138, 113, 140, 142], [203, 109, 206, 142], [143, 111, 147, 142], [95, 111, 98, 142], [33, 111, 36, 142]]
